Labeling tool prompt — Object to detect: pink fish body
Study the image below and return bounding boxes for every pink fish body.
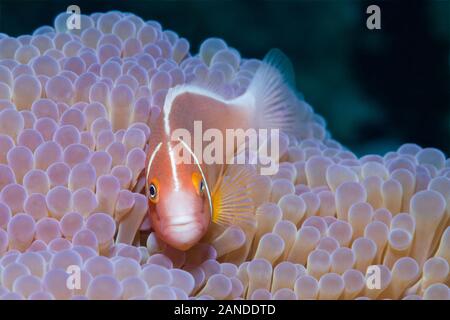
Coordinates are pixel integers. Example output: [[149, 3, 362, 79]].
[[145, 49, 309, 250]]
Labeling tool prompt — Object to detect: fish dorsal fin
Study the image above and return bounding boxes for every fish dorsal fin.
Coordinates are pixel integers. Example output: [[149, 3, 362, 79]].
[[234, 48, 310, 137], [263, 48, 296, 88], [211, 164, 256, 226]]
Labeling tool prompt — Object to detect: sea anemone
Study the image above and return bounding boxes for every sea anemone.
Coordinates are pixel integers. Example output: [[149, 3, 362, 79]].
[[0, 10, 448, 300]]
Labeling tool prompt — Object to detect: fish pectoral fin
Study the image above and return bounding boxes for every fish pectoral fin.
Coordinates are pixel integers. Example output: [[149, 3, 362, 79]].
[[207, 163, 225, 196], [211, 164, 256, 226]]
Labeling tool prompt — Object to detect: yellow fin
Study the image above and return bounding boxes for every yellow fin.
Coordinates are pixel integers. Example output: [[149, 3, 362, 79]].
[[211, 164, 256, 226]]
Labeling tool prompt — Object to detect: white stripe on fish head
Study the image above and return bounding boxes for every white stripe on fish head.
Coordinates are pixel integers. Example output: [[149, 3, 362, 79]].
[[167, 142, 181, 191], [145, 142, 162, 195], [178, 138, 213, 219]]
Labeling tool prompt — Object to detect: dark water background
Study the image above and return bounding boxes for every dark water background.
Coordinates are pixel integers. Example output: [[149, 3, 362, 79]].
[[0, 0, 449, 157]]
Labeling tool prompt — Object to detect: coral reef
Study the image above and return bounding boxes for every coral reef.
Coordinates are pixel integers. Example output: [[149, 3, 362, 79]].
[[0, 11, 448, 300]]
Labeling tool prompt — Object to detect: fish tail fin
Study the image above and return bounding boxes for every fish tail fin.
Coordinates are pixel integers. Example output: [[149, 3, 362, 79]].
[[236, 49, 315, 138]]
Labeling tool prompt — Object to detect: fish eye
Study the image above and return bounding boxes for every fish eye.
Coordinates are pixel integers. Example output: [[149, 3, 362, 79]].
[[148, 179, 159, 203], [199, 179, 205, 195], [192, 172, 205, 196], [149, 184, 157, 198]]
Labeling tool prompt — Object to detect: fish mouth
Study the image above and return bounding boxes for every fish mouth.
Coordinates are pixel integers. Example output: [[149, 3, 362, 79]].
[[165, 221, 203, 234], [167, 215, 198, 227], [162, 215, 205, 235], [162, 222, 205, 251]]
